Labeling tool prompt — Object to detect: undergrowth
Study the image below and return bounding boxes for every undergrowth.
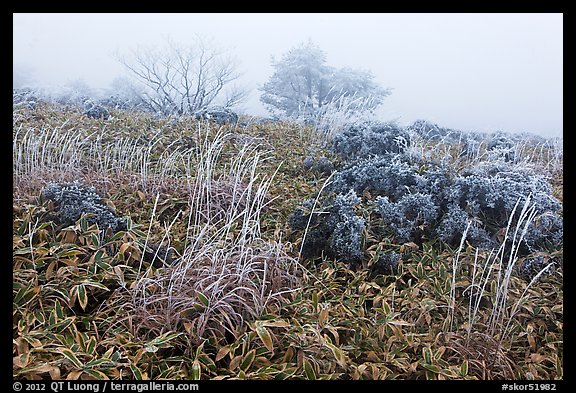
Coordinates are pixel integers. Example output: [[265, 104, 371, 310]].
[[13, 102, 562, 380]]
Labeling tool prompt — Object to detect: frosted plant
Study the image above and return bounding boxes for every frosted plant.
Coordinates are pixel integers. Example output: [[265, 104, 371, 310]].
[[329, 154, 417, 200], [487, 132, 516, 162], [519, 253, 560, 281], [371, 251, 401, 276], [83, 100, 111, 120], [375, 193, 439, 243], [448, 161, 562, 252], [289, 189, 365, 263], [333, 121, 410, 160], [42, 181, 127, 232], [435, 203, 497, 250]]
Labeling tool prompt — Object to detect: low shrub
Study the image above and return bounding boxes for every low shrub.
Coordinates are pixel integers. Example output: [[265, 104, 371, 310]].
[[42, 181, 127, 232], [289, 189, 365, 264], [333, 121, 410, 161]]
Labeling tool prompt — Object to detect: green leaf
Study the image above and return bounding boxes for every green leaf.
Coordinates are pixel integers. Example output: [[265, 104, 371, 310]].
[[60, 348, 84, 369], [303, 359, 316, 380], [82, 281, 109, 291], [312, 291, 318, 312], [33, 310, 45, 325], [86, 336, 97, 355], [460, 360, 469, 377], [55, 300, 65, 320], [191, 359, 201, 380], [147, 332, 182, 349], [422, 363, 441, 373], [196, 291, 209, 307], [49, 317, 76, 333], [76, 284, 88, 310], [197, 354, 216, 372], [240, 349, 256, 371], [79, 216, 89, 232], [90, 234, 100, 247], [274, 367, 297, 380], [130, 363, 143, 380], [422, 346, 433, 364], [14, 286, 40, 307], [84, 358, 115, 369], [76, 332, 87, 352], [324, 337, 346, 368]]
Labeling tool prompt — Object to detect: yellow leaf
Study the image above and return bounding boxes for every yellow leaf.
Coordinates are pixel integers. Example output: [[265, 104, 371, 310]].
[[119, 242, 133, 255], [215, 346, 230, 362], [318, 306, 329, 327], [530, 353, 547, 364], [528, 335, 537, 351], [255, 325, 274, 353], [66, 370, 83, 380], [45, 261, 57, 280], [262, 320, 290, 328]]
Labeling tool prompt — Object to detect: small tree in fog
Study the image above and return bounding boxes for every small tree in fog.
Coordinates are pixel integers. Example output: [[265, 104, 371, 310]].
[[260, 40, 391, 120], [116, 37, 248, 116]]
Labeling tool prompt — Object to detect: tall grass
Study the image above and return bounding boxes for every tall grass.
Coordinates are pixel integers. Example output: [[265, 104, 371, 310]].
[[13, 116, 196, 201], [444, 194, 558, 379], [294, 92, 379, 146], [448, 194, 555, 341], [126, 122, 302, 343]]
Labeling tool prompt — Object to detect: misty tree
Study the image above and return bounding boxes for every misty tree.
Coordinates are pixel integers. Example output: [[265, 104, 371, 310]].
[[102, 76, 149, 110], [50, 78, 97, 106], [116, 37, 249, 116], [260, 40, 391, 119]]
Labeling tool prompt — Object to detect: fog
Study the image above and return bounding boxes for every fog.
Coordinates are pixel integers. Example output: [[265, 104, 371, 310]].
[[13, 13, 563, 138]]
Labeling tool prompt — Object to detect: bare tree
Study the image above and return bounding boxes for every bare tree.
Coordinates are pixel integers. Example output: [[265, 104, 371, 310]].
[[116, 37, 248, 116]]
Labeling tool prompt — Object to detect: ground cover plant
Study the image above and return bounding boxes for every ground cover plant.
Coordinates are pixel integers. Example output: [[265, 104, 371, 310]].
[[13, 98, 562, 380]]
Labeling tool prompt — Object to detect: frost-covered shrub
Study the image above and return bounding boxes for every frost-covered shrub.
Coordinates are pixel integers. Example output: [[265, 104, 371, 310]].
[[330, 153, 452, 204], [442, 161, 562, 252], [371, 252, 401, 276], [434, 203, 497, 250], [519, 253, 559, 281], [143, 243, 174, 267], [487, 132, 516, 162], [406, 119, 474, 146], [42, 182, 127, 232], [314, 156, 335, 175], [194, 107, 238, 125], [302, 156, 314, 171], [333, 121, 410, 160], [375, 193, 439, 243], [406, 120, 453, 142], [289, 190, 365, 263], [13, 88, 40, 109], [83, 100, 110, 120], [290, 119, 562, 270], [302, 155, 335, 175], [523, 212, 563, 253], [329, 154, 418, 200]]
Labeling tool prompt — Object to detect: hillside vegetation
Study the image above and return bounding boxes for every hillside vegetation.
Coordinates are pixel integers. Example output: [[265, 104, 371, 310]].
[[13, 101, 563, 380]]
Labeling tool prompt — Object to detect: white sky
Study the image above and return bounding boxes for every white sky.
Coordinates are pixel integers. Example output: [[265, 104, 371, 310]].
[[13, 13, 563, 138]]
